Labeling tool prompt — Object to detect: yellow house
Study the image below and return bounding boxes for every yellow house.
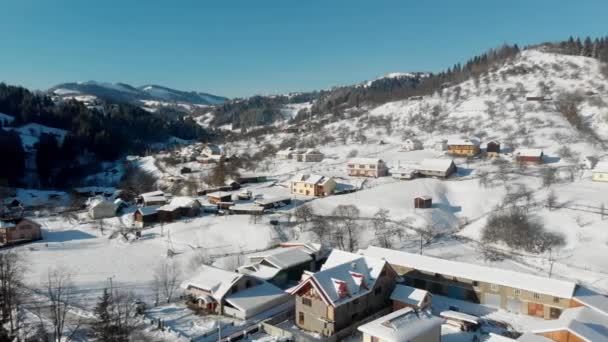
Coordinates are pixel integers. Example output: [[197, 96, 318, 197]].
[[290, 174, 336, 197], [592, 162, 608, 182], [447, 138, 480, 157]]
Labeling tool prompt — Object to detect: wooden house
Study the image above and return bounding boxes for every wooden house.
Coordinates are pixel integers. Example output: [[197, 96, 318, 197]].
[[171, 197, 201, 217], [417, 159, 456, 178], [290, 174, 336, 197], [138, 190, 169, 206], [414, 196, 432, 209], [358, 307, 444, 342], [157, 205, 181, 222], [360, 246, 580, 320], [447, 138, 480, 157], [0, 218, 42, 245], [181, 265, 290, 320], [390, 284, 432, 311], [516, 149, 544, 164], [591, 162, 608, 182], [292, 149, 324, 162], [133, 206, 159, 228], [347, 158, 389, 178], [486, 141, 501, 157], [206, 192, 233, 204], [288, 250, 398, 338]]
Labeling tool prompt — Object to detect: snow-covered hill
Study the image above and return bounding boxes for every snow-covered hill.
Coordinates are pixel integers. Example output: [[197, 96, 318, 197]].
[[48, 81, 228, 111]]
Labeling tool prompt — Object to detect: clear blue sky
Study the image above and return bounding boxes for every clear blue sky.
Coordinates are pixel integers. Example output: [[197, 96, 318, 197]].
[[1, 1, 606, 98]]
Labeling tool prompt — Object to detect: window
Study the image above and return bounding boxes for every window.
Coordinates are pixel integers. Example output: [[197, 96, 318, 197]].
[[472, 281, 479, 287], [375, 287, 382, 295], [553, 297, 560, 304], [370, 165, 376, 169], [302, 298, 312, 307], [550, 307, 562, 319], [533, 293, 541, 300], [359, 165, 365, 169], [514, 289, 521, 296], [490, 284, 500, 291], [298, 312, 305, 325]]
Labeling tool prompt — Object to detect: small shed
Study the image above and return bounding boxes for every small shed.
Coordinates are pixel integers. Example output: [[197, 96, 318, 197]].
[[206, 192, 233, 204], [486, 141, 501, 157], [414, 196, 432, 209], [391, 284, 432, 311], [133, 206, 159, 228], [516, 149, 544, 164]]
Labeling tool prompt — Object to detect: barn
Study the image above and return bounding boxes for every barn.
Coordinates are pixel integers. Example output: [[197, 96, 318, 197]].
[[516, 149, 544, 164], [414, 196, 432, 209]]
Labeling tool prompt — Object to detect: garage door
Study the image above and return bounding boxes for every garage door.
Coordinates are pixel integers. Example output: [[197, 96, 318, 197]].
[[507, 297, 522, 313], [484, 293, 501, 308]]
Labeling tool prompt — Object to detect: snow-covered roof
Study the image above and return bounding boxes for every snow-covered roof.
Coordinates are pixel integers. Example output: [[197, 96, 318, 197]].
[[89, 198, 115, 209], [304, 149, 322, 155], [238, 263, 281, 280], [291, 174, 333, 185], [0, 221, 16, 229], [416, 195, 432, 200], [254, 196, 291, 206], [289, 250, 388, 306], [137, 206, 159, 216], [516, 149, 544, 157], [440, 310, 480, 324], [169, 197, 200, 208], [140, 190, 165, 198], [573, 286, 608, 316], [229, 203, 265, 213], [348, 158, 383, 165], [181, 265, 244, 302], [261, 248, 313, 270], [447, 138, 479, 146], [359, 246, 577, 299], [143, 196, 167, 203], [592, 161, 608, 173], [357, 307, 444, 342], [390, 284, 429, 306], [516, 334, 553, 342], [530, 307, 608, 342], [224, 281, 288, 313], [418, 158, 455, 172], [157, 204, 179, 212], [206, 191, 233, 198]]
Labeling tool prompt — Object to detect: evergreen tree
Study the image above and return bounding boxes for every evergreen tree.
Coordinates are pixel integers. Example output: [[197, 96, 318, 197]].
[[0, 130, 25, 185], [35, 133, 60, 187]]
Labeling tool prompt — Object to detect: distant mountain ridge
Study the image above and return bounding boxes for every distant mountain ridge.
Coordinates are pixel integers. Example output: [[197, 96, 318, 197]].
[[48, 81, 228, 107]]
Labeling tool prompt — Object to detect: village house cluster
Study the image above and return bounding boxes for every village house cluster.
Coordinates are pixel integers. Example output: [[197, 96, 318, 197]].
[[177, 244, 608, 342]]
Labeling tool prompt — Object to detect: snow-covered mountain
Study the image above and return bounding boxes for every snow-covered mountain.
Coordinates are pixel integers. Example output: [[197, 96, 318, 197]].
[[48, 81, 228, 110]]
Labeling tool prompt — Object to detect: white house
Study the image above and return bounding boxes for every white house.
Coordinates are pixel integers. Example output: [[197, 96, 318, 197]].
[[592, 161, 608, 182], [417, 158, 456, 178], [88, 198, 116, 219], [400, 138, 423, 151], [276, 147, 296, 160]]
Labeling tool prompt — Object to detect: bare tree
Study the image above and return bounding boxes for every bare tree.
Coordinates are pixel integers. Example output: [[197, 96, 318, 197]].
[[119, 165, 157, 196], [372, 209, 393, 248], [45, 268, 80, 342], [601, 203, 606, 220], [294, 204, 315, 224], [153, 260, 181, 305], [477, 170, 490, 188], [542, 167, 558, 188], [309, 216, 330, 243], [546, 189, 557, 210], [331, 205, 361, 252], [0, 250, 25, 335]]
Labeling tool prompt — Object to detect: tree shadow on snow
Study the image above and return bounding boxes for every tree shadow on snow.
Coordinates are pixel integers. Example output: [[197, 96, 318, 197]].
[[41, 229, 96, 243], [543, 156, 561, 164], [455, 167, 473, 177], [432, 203, 462, 214]]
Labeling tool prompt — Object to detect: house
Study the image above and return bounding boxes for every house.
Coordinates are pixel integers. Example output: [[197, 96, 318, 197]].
[[400, 139, 423, 151], [157, 205, 181, 222], [202, 144, 223, 156], [293, 149, 324, 162], [487, 141, 501, 157], [516, 149, 545, 164], [181, 265, 291, 319], [206, 191, 233, 204], [228, 203, 265, 215], [276, 147, 296, 160], [447, 138, 480, 157], [357, 307, 444, 342], [414, 196, 432, 209], [391, 284, 432, 311], [391, 167, 418, 180], [530, 306, 608, 342], [238, 246, 317, 288], [417, 158, 456, 178], [591, 161, 608, 182], [290, 174, 336, 197], [434, 139, 448, 152], [133, 206, 159, 228], [359, 246, 579, 320], [347, 158, 389, 178], [0, 218, 42, 245], [254, 196, 292, 209], [88, 198, 116, 219], [170, 197, 202, 217], [138, 191, 169, 206], [288, 250, 398, 337]]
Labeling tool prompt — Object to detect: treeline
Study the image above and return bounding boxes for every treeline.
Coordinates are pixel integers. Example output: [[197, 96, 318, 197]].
[[0, 83, 210, 187], [537, 36, 608, 63], [208, 92, 321, 129]]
